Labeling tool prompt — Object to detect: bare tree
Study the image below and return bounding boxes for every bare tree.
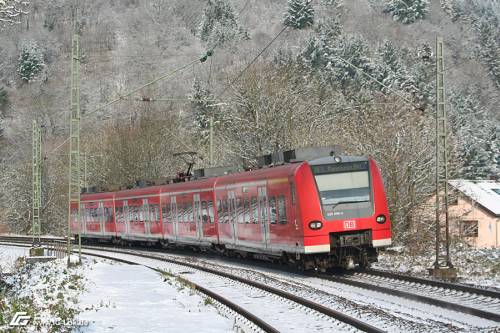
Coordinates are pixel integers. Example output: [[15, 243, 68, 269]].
[[0, 0, 29, 26]]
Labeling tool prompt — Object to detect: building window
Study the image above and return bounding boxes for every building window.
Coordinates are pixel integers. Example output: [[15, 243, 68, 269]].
[[461, 220, 478, 238]]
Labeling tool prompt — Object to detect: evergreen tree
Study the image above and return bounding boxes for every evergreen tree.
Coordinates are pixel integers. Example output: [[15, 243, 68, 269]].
[[448, 90, 499, 179], [474, 13, 500, 87], [0, 87, 7, 111], [198, 0, 248, 49], [190, 77, 217, 142], [372, 40, 404, 91], [283, 0, 315, 29], [300, 18, 342, 71], [383, 0, 429, 24], [326, 34, 372, 90], [17, 41, 44, 82]]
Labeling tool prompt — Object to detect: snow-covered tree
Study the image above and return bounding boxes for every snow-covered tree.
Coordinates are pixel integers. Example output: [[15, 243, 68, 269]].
[[17, 41, 44, 82], [383, 0, 429, 24], [440, 0, 463, 21], [0, 87, 7, 111], [416, 43, 433, 63], [372, 40, 404, 92], [0, 0, 29, 26], [474, 13, 500, 87], [300, 18, 342, 70], [283, 0, 315, 29], [448, 90, 499, 179], [190, 77, 218, 142], [198, 0, 248, 49], [326, 34, 372, 90]]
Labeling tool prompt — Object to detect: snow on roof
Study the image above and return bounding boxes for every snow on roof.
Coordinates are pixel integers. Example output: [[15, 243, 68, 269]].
[[449, 180, 500, 217]]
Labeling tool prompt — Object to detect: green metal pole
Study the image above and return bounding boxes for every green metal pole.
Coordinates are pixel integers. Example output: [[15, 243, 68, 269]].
[[67, 31, 81, 267], [209, 116, 214, 167], [434, 36, 453, 271], [32, 120, 41, 246]]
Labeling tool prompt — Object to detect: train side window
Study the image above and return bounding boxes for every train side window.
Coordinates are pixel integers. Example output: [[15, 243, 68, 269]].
[[170, 201, 177, 224], [220, 200, 226, 223], [208, 200, 214, 224], [177, 204, 183, 223], [216, 199, 222, 221], [142, 204, 148, 223], [196, 200, 203, 224], [236, 197, 244, 223], [243, 196, 250, 223], [201, 201, 208, 223], [278, 195, 287, 224], [251, 197, 258, 224], [106, 207, 113, 223], [161, 201, 169, 223], [189, 202, 194, 223], [269, 197, 277, 224], [150, 204, 160, 222], [259, 197, 268, 224]]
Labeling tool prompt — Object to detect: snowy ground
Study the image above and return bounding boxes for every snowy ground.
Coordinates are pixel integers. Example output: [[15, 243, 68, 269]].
[[0, 245, 29, 273], [373, 245, 500, 289], [0, 245, 86, 333], [75, 259, 234, 333]]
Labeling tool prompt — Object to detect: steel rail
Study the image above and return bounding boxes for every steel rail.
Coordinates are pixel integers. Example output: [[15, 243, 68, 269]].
[[364, 268, 500, 299], [0, 238, 384, 333], [81, 246, 384, 333], [0, 241, 279, 333], [317, 273, 500, 323]]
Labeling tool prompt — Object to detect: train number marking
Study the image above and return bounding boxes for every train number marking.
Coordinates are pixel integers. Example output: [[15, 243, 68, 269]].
[[343, 220, 356, 230]]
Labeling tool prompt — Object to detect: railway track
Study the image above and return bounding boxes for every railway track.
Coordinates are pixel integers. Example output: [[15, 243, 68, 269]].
[[2, 235, 500, 329], [319, 272, 500, 323], [0, 238, 382, 333]]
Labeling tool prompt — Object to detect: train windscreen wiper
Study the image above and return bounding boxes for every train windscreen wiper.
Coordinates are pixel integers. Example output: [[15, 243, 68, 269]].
[[329, 199, 370, 210]]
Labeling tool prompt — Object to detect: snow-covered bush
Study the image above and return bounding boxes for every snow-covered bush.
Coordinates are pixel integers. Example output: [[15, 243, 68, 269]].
[[283, 0, 315, 29], [383, 0, 429, 24], [17, 41, 44, 82]]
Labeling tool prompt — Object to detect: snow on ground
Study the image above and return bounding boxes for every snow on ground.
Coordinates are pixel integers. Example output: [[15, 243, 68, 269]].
[[373, 244, 500, 289], [75, 259, 234, 333], [0, 246, 86, 333], [0, 245, 29, 273]]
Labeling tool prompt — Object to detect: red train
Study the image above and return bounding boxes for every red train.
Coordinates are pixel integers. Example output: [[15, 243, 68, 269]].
[[72, 148, 391, 270]]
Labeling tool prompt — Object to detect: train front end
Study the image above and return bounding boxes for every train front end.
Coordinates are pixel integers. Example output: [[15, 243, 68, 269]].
[[296, 155, 391, 270]]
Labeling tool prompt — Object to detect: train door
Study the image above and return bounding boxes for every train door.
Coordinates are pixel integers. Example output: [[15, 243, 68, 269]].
[[128, 199, 145, 236], [228, 191, 237, 245], [258, 186, 270, 248], [193, 194, 202, 240], [171, 196, 178, 241], [98, 202, 104, 235], [143, 199, 150, 235], [124, 201, 130, 236], [115, 200, 126, 236], [161, 195, 171, 240], [235, 186, 263, 247], [148, 196, 161, 238], [200, 192, 216, 241], [103, 200, 114, 235]]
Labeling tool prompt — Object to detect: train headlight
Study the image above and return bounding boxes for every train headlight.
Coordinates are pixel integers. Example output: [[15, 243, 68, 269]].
[[376, 215, 386, 224], [309, 221, 323, 230], [333, 156, 342, 163]]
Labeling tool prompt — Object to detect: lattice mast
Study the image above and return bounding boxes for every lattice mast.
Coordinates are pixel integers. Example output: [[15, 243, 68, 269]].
[[434, 37, 453, 270], [67, 31, 81, 266], [32, 120, 42, 246]]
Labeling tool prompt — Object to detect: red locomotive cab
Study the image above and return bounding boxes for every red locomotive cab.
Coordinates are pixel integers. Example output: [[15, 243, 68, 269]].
[[295, 155, 392, 269]]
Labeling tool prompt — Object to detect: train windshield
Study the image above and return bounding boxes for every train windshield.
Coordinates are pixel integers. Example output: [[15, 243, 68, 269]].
[[314, 171, 370, 205], [311, 161, 373, 219]]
